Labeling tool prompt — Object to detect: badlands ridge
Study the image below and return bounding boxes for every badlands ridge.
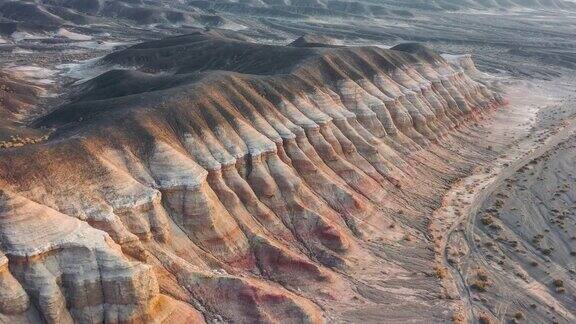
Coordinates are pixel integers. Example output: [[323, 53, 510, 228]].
[[0, 31, 507, 323]]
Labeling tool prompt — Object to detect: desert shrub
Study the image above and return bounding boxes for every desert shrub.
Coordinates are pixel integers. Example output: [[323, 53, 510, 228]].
[[471, 280, 488, 291], [434, 266, 447, 279], [470, 268, 489, 292], [478, 313, 493, 324], [553, 279, 564, 287]]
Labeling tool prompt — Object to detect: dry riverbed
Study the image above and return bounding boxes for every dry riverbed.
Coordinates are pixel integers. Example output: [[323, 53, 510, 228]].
[[430, 75, 576, 323]]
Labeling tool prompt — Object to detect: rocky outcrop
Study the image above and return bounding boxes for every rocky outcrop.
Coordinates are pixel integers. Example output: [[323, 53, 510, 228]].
[[0, 33, 504, 323], [0, 190, 204, 323]]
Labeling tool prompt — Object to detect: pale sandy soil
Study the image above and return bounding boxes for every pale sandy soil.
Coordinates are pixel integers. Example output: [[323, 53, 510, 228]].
[[430, 74, 576, 323]]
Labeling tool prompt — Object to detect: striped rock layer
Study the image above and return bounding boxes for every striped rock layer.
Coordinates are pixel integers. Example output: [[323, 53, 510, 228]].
[[0, 33, 504, 323]]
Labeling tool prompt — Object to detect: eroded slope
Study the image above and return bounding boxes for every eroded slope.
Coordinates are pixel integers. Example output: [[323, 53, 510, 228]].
[[0, 32, 505, 323]]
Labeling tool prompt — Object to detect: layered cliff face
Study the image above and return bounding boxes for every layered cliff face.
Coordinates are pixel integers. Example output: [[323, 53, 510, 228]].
[[0, 32, 505, 323]]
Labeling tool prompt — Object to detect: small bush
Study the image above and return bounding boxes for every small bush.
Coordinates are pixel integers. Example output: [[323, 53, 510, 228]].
[[471, 279, 488, 292], [434, 266, 447, 279], [477, 271, 488, 281], [478, 313, 493, 324], [553, 279, 564, 287], [552, 279, 565, 293], [470, 268, 489, 292]]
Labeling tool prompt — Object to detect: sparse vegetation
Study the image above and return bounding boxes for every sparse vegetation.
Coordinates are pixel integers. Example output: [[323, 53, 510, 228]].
[[434, 265, 448, 279], [0, 135, 46, 149], [470, 268, 489, 292], [488, 223, 502, 231], [553, 278, 564, 287], [481, 216, 493, 225], [478, 313, 493, 324], [451, 310, 465, 323]]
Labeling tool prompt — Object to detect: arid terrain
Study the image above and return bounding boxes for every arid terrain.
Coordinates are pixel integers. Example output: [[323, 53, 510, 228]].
[[1, 1, 576, 323]]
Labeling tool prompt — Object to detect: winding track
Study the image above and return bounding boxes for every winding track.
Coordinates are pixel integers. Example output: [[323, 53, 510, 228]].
[[440, 104, 576, 321]]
